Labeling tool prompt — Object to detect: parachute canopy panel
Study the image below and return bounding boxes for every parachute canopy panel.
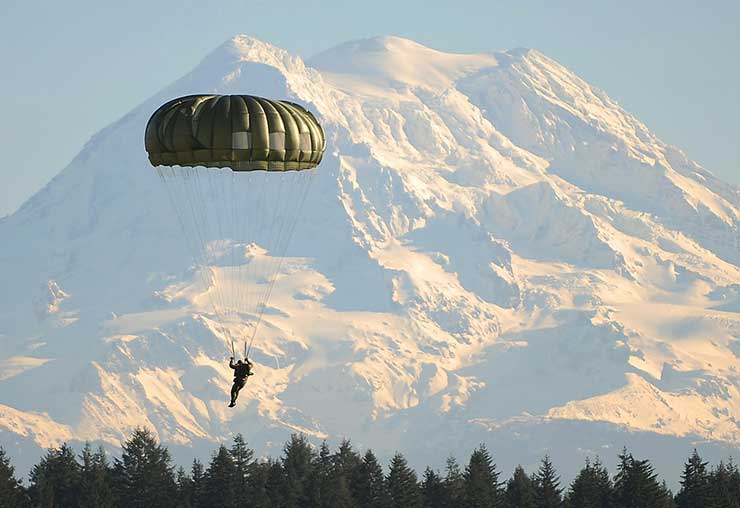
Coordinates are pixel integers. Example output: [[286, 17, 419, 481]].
[[145, 94, 326, 171]]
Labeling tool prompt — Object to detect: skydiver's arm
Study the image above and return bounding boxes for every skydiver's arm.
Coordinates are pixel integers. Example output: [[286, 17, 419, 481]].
[[229, 357, 236, 369]]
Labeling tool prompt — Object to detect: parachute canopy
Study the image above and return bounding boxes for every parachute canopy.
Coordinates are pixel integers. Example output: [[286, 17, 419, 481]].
[[145, 94, 325, 171], [144, 94, 326, 357]]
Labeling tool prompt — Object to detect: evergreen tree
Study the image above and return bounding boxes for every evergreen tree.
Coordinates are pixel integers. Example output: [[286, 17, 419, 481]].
[[708, 459, 740, 508], [533, 456, 562, 508], [244, 460, 275, 508], [656, 481, 674, 508], [354, 449, 387, 508], [334, 440, 361, 474], [506, 465, 536, 508], [386, 452, 421, 508], [266, 458, 289, 508], [331, 479, 356, 508], [200, 445, 238, 508], [443, 456, 465, 508], [112, 427, 177, 508], [676, 450, 711, 508], [564, 458, 613, 508], [421, 468, 446, 508], [79, 443, 114, 508], [0, 446, 28, 508], [464, 445, 502, 508], [307, 441, 334, 508], [333, 439, 361, 508], [281, 434, 315, 507], [613, 449, 670, 508], [176, 467, 194, 508], [29, 443, 82, 508], [230, 434, 254, 496], [21, 428, 736, 508], [612, 450, 632, 506], [727, 459, 740, 507], [190, 459, 205, 508]]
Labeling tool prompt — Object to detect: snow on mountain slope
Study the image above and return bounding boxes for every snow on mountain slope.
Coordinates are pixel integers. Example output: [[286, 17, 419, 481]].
[[311, 35, 499, 93], [1, 35, 739, 479]]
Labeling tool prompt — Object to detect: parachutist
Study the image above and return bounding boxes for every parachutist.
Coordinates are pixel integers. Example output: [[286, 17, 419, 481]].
[[228, 356, 254, 408], [146, 95, 325, 381]]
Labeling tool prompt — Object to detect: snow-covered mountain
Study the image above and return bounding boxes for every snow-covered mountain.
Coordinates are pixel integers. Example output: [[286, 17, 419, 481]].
[[1, 35, 739, 482]]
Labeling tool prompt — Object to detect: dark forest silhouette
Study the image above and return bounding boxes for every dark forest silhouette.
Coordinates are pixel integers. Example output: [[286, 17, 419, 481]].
[[1, 428, 738, 507]]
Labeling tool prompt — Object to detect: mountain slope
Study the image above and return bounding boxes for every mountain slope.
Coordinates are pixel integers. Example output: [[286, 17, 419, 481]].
[[1, 35, 739, 480]]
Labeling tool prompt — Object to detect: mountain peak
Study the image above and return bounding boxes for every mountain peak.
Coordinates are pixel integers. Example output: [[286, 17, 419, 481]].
[[228, 34, 286, 56], [504, 46, 537, 58], [309, 35, 498, 92], [204, 34, 296, 67], [343, 35, 435, 53], [167, 34, 319, 101]]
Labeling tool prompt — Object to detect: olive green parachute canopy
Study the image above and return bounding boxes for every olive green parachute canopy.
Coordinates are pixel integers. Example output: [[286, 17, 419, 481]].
[[145, 94, 326, 171]]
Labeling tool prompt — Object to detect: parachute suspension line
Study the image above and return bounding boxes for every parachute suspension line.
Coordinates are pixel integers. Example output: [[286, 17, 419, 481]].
[[246, 171, 313, 356], [241, 171, 257, 340], [242, 172, 257, 338], [158, 167, 216, 312], [184, 168, 231, 340], [196, 168, 240, 353], [236, 172, 248, 342], [156, 167, 231, 348], [254, 171, 289, 316], [230, 170, 241, 335], [245, 170, 285, 343], [206, 169, 230, 319], [225, 170, 239, 323], [220, 169, 237, 329], [235, 170, 253, 357], [245, 172, 260, 336], [186, 168, 233, 346], [174, 167, 233, 351], [269, 172, 307, 299], [248, 171, 293, 347], [205, 169, 233, 321], [247, 169, 316, 356]]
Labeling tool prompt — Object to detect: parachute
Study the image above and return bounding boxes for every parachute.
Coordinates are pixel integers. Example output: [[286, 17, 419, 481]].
[[145, 94, 326, 356]]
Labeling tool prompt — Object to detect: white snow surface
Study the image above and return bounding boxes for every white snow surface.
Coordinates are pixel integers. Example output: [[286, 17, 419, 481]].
[[1, 35, 739, 479]]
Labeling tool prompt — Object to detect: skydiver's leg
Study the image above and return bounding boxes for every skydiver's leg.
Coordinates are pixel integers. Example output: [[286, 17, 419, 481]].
[[229, 379, 246, 407], [230, 382, 240, 407]]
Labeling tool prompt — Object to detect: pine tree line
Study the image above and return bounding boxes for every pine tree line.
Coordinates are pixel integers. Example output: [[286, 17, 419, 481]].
[[1, 428, 739, 507]]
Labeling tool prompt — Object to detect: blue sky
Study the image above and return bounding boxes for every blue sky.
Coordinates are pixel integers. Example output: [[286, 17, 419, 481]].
[[1, 0, 738, 216]]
